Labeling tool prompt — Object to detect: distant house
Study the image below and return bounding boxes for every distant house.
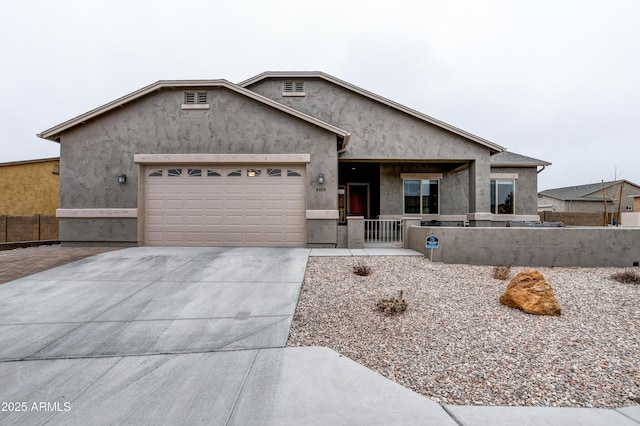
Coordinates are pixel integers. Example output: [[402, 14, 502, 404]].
[[0, 157, 60, 216], [538, 180, 640, 213], [38, 72, 550, 247]]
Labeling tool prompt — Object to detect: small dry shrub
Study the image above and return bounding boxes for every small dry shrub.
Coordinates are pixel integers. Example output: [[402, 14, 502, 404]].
[[376, 290, 407, 316], [353, 262, 372, 276], [493, 263, 512, 280], [611, 270, 640, 284]]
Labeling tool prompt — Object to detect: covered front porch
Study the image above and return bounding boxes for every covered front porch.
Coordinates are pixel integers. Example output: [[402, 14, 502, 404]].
[[336, 160, 471, 249], [335, 159, 540, 248], [337, 160, 474, 225]]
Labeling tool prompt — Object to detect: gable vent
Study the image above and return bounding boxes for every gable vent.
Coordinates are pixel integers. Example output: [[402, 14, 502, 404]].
[[283, 80, 305, 96], [184, 92, 196, 104], [182, 91, 210, 109]]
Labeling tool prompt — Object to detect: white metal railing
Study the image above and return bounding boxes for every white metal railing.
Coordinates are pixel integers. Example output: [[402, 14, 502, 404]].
[[364, 219, 403, 247]]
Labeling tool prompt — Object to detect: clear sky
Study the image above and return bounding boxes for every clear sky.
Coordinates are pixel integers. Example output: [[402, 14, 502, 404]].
[[2, 0, 639, 190]]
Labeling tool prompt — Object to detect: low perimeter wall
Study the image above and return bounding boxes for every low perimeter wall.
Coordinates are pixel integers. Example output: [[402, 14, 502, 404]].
[[408, 226, 640, 267]]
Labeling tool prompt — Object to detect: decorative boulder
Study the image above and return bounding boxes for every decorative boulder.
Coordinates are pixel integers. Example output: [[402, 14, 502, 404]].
[[500, 269, 561, 316]]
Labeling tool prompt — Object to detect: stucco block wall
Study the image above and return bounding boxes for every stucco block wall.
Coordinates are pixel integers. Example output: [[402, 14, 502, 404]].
[[539, 211, 608, 226], [407, 226, 640, 267], [0, 159, 59, 215], [59, 87, 338, 245]]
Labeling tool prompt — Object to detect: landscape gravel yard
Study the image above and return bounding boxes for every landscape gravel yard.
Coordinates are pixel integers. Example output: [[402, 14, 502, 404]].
[[287, 256, 640, 408]]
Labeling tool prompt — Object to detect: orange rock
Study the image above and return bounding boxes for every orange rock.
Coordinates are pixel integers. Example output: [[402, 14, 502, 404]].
[[500, 269, 561, 316]]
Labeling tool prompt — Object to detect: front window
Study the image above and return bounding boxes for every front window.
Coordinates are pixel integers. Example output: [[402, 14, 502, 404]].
[[491, 179, 515, 214], [404, 179, 439, 214]]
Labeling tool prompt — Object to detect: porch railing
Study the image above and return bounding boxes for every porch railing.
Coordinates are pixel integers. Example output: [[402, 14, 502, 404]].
[[364, 219, 403, 247]]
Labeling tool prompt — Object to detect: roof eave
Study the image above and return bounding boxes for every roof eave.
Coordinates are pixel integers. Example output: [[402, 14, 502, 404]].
[[492, 161, 552, 167], [38, 80, 349, 142], [239, 71, 506, 153]]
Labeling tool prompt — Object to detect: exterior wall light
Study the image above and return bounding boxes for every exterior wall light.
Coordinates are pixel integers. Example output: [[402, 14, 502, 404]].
[[317, 173, 324, 185], [118, 174, 127, 184]]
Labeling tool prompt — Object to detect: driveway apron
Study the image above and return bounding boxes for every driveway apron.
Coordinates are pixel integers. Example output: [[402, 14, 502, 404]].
[[0, 247, 309, 360]]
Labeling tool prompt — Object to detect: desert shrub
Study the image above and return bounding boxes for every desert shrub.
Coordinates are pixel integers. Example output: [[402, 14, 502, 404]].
[[611, 270, 640, 284], [353, 262, 372, 276], [493, 263, 512, 280], [376, 290, 407, 316]]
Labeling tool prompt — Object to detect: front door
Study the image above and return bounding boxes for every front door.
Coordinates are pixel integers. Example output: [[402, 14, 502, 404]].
[[347, 183, 369, 217]]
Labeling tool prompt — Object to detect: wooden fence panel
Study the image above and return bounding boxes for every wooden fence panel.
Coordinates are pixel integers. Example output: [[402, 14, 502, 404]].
[[1, 215, 59, 242]]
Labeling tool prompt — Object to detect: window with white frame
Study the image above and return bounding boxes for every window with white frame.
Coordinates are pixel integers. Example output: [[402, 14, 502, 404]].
[[403, 179, 439, 214], [490, 179, 515, 214]]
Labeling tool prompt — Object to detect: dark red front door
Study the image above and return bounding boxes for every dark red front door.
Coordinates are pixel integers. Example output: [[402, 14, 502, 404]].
[[349, 185, 368, 217]]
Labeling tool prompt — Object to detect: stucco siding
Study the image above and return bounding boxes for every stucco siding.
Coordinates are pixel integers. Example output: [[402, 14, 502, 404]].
[[0, 159, 60, 215], [58, 87, 338, 244], [380, 164, 469, 216], [491, 166, 539, 215], [247, 78, 490, 161], [584, 182, 639, 213]]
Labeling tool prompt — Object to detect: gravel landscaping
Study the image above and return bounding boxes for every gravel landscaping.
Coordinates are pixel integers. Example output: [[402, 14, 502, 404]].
[[287, 256, 640, 408]]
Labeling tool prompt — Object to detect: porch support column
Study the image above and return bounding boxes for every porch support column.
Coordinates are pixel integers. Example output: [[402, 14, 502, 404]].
[[403, 217, 422, 249], [467, 158, 492, 227], [347, 216, 364, 249]]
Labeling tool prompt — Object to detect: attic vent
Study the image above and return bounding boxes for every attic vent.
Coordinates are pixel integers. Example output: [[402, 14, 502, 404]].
[[182, 91, 210, 109], [283, 80, 305, 97], [184, 91, 207, 104]]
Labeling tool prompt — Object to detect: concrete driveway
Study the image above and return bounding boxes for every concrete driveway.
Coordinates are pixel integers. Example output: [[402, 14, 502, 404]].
[[0, 247, 308, 360], [0, 246, 457, 425]]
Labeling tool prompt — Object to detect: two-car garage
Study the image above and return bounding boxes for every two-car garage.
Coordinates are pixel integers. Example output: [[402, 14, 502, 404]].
[[142, 164, 306, 247]]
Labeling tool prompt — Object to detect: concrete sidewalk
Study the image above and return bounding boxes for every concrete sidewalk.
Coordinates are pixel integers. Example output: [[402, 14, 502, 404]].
[[0, 246, 637, 425]]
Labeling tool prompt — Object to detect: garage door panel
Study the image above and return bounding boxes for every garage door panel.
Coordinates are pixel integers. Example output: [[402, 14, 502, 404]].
[[285, 233, 304, 243], [164, 216, 185, 226], [147, 199, 166, 209], [284, 215, 304, 226], [245, 199, 264, 210], [225, 199, 244, 209], [144, 164, 306, 246], [265, 216, 284, 226], [147, 186, 166, 195]]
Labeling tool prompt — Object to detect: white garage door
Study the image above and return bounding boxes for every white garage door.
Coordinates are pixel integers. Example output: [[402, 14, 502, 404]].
[[144, 165, 306, 246]]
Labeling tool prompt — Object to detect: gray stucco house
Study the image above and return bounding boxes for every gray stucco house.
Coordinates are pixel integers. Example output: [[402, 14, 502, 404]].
[[538, 180, 639, 213], [38, 71, 550, 247]]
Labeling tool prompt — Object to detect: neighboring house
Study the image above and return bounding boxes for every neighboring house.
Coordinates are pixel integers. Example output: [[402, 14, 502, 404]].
[[538, 180, 639, 213], [38, 72, 549, 247], [0, 157, 60, 216]]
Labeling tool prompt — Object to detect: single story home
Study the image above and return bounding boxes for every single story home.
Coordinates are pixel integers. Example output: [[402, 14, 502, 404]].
[[538, 180, 639, 213], [38, 72, 549, 247], [0, 157, 60, 216]]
